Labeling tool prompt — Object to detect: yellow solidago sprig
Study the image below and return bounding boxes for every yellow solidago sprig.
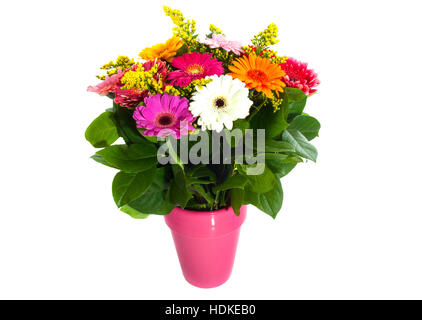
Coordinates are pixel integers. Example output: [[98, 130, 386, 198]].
[[163, 6, 197, 46], [139, 37, 183, 63], [251, 23, 279, 52], [269, 96, 284, 112], [209, 24, 224, 36], [96, 56, 135, 80], [243, 46, 287, 65], [177, 78, 213, 97], [120, 63, 180, 96]]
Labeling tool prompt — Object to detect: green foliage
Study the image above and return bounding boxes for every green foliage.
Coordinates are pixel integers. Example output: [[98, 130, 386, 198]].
[[213, 174, 248, 193], [245, 179, 283, 218], [85, 112, 119, 148], [86, 76, 320, 218], [230, 188, 244, 216], [112, 167, 156, 208], [128, 168, 174, 215], [120, 205, 149, 219], [250, 99, 289, 138], [285, 87, 308, 119], [93, 143, 157, 172], [282, 129, 318, 162], [288, 115, 321, 141], [169, 165, 192, 208]]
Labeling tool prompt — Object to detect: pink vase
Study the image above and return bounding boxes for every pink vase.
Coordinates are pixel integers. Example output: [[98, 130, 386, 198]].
[[165, 205, 247, 288]]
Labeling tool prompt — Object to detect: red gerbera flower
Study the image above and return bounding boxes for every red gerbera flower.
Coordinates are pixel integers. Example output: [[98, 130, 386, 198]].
[[281, 57, 320, 95], [168, 52, 224, 87], [114, 88, 147, 109]]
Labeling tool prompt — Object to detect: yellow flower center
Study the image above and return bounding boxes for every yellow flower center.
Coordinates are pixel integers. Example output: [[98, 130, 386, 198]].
[[187, 64, 204, 75]]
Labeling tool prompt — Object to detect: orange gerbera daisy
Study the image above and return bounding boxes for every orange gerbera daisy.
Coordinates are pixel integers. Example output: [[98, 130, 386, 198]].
[[229, 54, 286, 98], [139, 37, 183, 62]]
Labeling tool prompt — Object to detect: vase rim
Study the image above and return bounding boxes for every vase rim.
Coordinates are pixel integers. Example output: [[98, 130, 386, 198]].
[[173, 205, 236, 216]]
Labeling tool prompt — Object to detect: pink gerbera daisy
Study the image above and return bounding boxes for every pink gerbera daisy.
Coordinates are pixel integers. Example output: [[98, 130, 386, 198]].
[[114, 60, 170, 108], [87, 69, 124, 96], [200, 34, 244, 55], [168, 52, 224, 87], [281, 58, 320, 95], [133, 93, 195, 138]]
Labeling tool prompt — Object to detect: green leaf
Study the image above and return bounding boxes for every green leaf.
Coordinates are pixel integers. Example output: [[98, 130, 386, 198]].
[[266, 159, 297, 178], [188, 166, 217, 180], [289, 115, 321, 141], [282, 129, 318, 162], [169, 165, 192, 208], [232, 119, 250, 132], [264, 140, 295, 153], [113, 102, 149, 145], [213, 174, 249, 193], [285, 87, 307, 117], [250, 101, 289, 138], [112, 167, 156, 208], [120, 204, 149, 219], [93, 143, 157, 172], [128, 168, 174, 215], [186, 165, 217, 185], [85, 112, 119, 148], [230, 188, 244, 216], [241, 165, 276, 193], [245, 179, 283, 218]]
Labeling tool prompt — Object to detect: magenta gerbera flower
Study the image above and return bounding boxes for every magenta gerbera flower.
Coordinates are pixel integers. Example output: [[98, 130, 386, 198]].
[[133, 93, 195, 138], [168, 52, 224, 87], [281, 57, 320, 95]]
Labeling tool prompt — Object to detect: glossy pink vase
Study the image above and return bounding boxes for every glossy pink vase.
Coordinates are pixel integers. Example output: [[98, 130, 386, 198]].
[[165, 205, 247, 288]]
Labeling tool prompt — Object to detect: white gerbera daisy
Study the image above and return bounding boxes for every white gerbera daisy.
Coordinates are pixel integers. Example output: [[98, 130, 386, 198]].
[[189, 75, 253, 132]]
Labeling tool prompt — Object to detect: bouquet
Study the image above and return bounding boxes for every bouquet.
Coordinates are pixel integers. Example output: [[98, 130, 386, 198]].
[[86, 6, 320, 219]]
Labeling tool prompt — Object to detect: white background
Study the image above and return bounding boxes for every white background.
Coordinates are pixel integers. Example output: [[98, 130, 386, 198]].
[[1, 0, 421, 299]]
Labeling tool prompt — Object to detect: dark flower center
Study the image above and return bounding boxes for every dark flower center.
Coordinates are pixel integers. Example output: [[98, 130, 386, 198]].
[[247, 69, 268, 82], [213, 97, 227, 108], [156, 113, 176, 128]]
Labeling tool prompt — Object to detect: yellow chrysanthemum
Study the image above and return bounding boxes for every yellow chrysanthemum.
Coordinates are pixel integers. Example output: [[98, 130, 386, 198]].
[[229, 54, 286, 98], [139, 37, 183, 62]]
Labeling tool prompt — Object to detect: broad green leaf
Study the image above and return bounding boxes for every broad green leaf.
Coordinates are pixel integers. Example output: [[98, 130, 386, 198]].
[[264, 140, 295, 153], [186, 166, 217, 185], [93, 143, 157, 172], [232, 119, 250, 132], [137, 129, 158, 143], [245, 179, 283, 218], [242, 165, 276, 193], [188, 166, 217, 180], [266, 159, 297, 178], [230, 188, 244, 216], [282, 129, 318, 162], [190, 184, 214, 204], [289, 115, 321, 141], [113, 102, 150, 145], [213, 174, 249, 193], [85, 112, 119, 148], [128, 168, 174, 215], [112, 167, 157, 208], [285, 87, 307, 117], [120, 205, 149, 219], [250, 101, 289, 138], [169, 165, 192, 208]]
